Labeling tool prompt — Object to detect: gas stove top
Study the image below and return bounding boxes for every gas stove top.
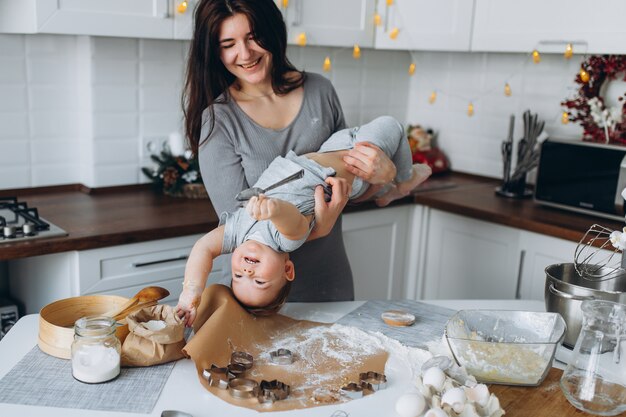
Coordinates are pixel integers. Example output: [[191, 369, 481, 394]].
[[0, 197, 68, 243]]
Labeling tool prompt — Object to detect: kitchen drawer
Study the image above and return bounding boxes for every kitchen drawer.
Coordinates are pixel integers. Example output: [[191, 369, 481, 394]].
[[77, 234, 212, 295]]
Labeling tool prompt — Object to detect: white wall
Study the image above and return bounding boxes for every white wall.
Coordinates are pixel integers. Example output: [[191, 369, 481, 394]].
[[0, 33, 587, 189]]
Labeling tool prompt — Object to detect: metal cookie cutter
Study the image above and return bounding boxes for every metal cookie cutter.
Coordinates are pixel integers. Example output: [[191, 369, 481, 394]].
[[359, 371, 387, 391], [202, 364, 234, 389], [230, 351, 254, 369], [257, 379, 290, 405], [340, 382, 373, 399], [228, 378, 259, 399], [227, 362, 247, 377], [269, 348, 294, 365]]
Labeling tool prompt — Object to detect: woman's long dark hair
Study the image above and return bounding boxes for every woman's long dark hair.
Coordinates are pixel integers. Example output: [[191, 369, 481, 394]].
[[183, 0, 305, 156]]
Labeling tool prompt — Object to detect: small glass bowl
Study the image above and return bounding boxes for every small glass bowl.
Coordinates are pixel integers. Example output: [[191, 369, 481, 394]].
[[444, 310, 566, 386]]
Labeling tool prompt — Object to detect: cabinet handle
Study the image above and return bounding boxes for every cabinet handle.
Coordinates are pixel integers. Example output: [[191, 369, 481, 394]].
[[292, 0, 302, 26], [132, 255, 188, 268], [514, 250, 525, 299], [548, 283, 594, 301]]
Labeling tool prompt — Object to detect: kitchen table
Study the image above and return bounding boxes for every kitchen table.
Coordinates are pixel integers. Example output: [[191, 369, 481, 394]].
[[0, 299, 556, 417]]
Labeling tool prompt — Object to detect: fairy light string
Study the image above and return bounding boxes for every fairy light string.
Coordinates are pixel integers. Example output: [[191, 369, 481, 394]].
[[286, 1, 589, 119]]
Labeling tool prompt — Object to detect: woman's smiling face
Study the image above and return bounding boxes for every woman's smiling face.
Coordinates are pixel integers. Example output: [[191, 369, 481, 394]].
[[218, 13, 272, 87]]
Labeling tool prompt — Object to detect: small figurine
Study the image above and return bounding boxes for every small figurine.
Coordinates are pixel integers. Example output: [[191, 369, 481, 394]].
[[407, 125, 450, 174]]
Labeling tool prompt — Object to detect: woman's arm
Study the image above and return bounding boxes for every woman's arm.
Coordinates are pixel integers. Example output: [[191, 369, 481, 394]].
[[307, 176, 351, 240]]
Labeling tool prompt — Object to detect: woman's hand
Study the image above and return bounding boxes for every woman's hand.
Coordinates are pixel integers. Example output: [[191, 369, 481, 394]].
[[308, 176, 351, 240], [343, 142, 396, 185]]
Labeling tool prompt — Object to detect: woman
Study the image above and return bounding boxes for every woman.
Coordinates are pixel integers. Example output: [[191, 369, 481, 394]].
[[183, 0, 396, 302]]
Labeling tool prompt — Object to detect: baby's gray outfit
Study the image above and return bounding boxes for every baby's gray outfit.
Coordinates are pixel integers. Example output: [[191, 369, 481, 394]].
[[220, 115, 412, 254]]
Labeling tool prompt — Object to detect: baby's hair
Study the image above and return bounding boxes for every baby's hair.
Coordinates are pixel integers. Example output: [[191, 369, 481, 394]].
[[238, 280, 293, 316]]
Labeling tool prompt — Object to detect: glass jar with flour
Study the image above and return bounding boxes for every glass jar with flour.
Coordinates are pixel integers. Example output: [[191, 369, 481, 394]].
[[71, 316, 121, 383]]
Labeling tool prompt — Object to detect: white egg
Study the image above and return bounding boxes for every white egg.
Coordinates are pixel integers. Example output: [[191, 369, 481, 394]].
[[441, 387, 467, 413], [395, 393, 427, 417], [424, 408, 448, 417], [465, 383, 490, 407], [422, 367, 446, 392]]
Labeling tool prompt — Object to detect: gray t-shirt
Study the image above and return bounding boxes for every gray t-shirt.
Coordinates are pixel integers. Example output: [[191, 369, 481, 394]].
[[198, 73, 354, 302]]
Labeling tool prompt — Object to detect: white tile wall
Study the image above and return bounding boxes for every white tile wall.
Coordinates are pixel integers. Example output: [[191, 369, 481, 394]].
[[0, 33, 596, 189]]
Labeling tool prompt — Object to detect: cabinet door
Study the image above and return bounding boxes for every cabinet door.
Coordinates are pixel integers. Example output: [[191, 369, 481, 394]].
[[342, 205, 410, 300], [472, 0, 626, 54], [422, 209, 521, 299], [285, 0, 376, 48], [0, 0, 173, 39], [374, 0, 473, 51]]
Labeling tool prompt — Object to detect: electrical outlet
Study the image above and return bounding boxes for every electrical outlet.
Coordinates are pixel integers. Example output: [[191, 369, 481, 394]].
[[141, 136, 168, 161]]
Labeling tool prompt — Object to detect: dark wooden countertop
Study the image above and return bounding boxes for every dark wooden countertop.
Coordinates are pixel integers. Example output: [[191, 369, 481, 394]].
[[1, 173, 622, 261]]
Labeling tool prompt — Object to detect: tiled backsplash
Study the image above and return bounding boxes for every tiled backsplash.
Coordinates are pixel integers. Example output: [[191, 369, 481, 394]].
[[0, 33, 586, 189]]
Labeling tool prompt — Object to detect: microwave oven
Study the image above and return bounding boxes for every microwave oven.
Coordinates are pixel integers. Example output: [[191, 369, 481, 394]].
[[534, 138, 626, 221]]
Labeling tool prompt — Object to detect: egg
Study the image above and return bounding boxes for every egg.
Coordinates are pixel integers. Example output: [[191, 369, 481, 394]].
[[465, 383, 490, 407], [395, 393, 426, 417], [424, 408, 448, 417], [441, 387, 466, 413], [422, 367, 446, 392]]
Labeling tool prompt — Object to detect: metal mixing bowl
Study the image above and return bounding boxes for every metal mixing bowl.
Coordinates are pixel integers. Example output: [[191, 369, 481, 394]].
[[544, 263, 626, 347]]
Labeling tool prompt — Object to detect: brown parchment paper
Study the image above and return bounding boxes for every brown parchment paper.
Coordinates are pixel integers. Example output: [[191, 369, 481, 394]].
[[183, 284, 388, 412]]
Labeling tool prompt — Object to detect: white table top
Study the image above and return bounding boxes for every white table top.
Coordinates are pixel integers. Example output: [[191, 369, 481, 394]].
[[0, 299, 545, 417]]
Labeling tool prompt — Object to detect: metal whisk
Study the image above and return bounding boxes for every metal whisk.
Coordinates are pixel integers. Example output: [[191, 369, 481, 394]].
[[574, 224, 626, 281]]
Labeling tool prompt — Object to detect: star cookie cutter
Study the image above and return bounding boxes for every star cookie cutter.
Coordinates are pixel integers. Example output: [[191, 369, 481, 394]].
[[202, 364, 234, 389], [340, 382, 373, 399], [230, 351, 254, 369], [269, 348, 294, 365], [257, 379, 290, 405], [228, 377, 259, 399], [359, 371, 387, 391]]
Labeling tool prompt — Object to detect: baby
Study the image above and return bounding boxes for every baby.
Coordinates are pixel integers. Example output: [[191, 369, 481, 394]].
[[176, 116, 431, 325]]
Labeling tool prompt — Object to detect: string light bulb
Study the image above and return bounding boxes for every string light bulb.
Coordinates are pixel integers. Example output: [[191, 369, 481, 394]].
[[561, 111, 570, 124], [580, 67, 590, 83], [296, 32, 307, 47], [352, 44, 361, 59], [177, 1, 188, 13], [564, 43, 573, 59], [532, 50, 541, 64], [429, 91, 437, 104], [386, 0, 394, 5], [323, 56, 331, 72], [374, 13, 381, 26], [504, 83, 512, 97], [467, 102, 474, 117], [389, 27, 399, 40], [408, 63, 416, 75], [282, 0, 289, 8]]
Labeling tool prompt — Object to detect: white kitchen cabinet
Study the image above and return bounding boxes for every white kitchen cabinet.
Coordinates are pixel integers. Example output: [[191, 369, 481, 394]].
[[472, 0, 626, 54], [342, 205, 412, 300], [8, 234, 229, 314], [374, 0, 474, 51], [0, 0, 174, 39], [284, 0, 376, 48], [421, 209, 522, 299]]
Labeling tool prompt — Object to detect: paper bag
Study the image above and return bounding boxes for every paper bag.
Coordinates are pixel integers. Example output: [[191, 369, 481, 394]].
[[121, 304, 186, 367]]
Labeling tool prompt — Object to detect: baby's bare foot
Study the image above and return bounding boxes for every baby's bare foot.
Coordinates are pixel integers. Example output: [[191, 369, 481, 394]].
[[396, 164, 432, 195], [375, 186, 405, 207]]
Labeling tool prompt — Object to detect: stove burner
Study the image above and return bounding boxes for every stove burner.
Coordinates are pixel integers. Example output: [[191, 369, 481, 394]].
[[0, 197, 66, 244]]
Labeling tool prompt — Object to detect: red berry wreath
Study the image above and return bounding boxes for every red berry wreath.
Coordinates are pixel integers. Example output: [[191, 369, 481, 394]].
[[562, 55, 626, 145]]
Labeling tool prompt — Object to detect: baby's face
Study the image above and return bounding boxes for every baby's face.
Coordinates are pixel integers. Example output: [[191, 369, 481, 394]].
[[231, 239, 294, 307]]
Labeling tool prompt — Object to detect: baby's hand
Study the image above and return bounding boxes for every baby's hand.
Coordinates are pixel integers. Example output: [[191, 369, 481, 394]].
[[246, 194, 282, 220], [175, 286, 202, 327]]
